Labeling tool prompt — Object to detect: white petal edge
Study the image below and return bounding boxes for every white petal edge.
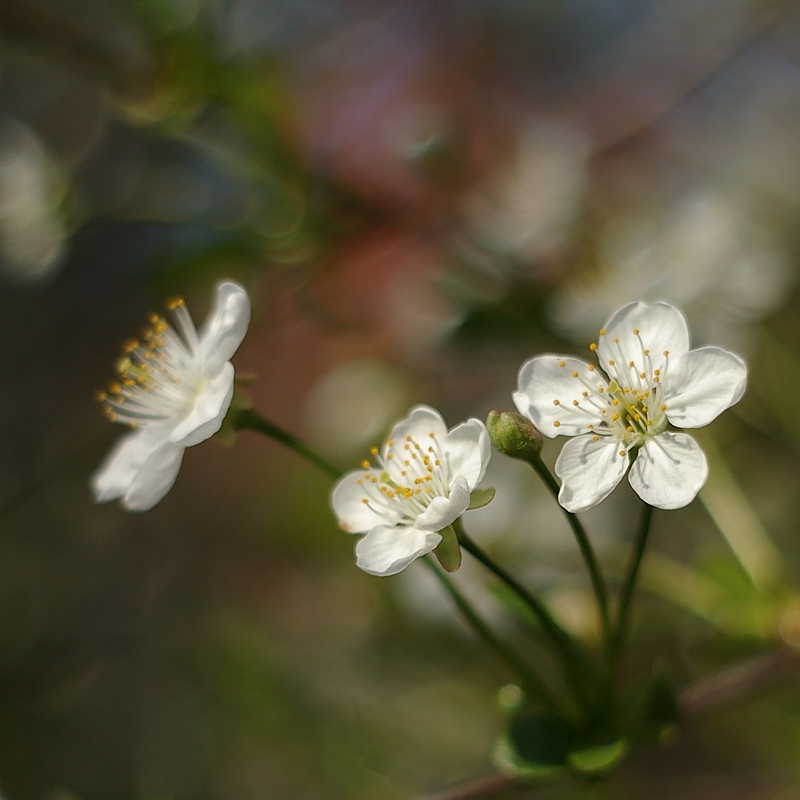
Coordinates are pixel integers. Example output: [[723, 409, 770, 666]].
[[169, 362, 235, 447], [121, 442, 186, 511], [444, 419, 491, 490], [330, 468, 406, 533], [388, 404, 448, 447], [91, 431, 165, 503], [514, 355, 605, 438], [415, 475, 471, 531], [555, 435, 629, 513], [598, 301, 690, 379], [199, 280, 251, 371], [662, 346, 747, 429], [355, 525, 442, 576], [628, 432, 708, 510]]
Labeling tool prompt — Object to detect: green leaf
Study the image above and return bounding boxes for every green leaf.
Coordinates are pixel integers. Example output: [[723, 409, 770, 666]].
[[567, 737, 629, 776], [468, 487, 496, 510], [434, 525, 462, 572], [492, 711, 574, 779]]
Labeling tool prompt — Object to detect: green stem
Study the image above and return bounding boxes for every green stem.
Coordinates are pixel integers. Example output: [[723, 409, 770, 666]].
[[233, 408, 343, 479], [610, 502, 655, 674], [529, 453, 613, 651], [454, 519, 598, 718], [423, 557, 568, 718]]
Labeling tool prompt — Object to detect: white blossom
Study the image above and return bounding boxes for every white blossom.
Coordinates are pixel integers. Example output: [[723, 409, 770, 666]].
[[330, 405, 491, 576], [514, 301, 747, 513], [91, 281, 250, 511]]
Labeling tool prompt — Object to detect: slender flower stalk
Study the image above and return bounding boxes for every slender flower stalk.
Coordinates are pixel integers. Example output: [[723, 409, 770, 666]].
[[422, 557, 568, 719], [526, 451, 613, 651], [233, 408, 343, 479], [454, 519, 599, 718], [610, 502, 655, 673]]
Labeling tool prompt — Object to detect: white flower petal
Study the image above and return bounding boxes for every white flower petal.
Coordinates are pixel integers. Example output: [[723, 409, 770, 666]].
[[416, 475, 471, 531], [514, 355, 606, 438], [628, 432, 708, 509], [355, 525, 442, 576], [199, 280, 251, 371], [555, 435, 629, 513], [169, 362, 235, 447], [598, 301, 690, 379], [444, 418, 491, 489], [121, 443, 185, 511], [388, 404, 448, 446], [663, 346, 748, 428], [330, 469, 406, 533], [91, 430, 165, 503]]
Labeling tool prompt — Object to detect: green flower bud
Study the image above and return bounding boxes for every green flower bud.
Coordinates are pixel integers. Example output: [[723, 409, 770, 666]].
[[486, 410, 544, 463]]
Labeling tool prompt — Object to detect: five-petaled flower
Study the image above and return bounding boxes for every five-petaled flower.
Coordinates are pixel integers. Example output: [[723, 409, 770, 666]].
[[513, 301, 747, 513], [91, 280, 251, 511], [330, 405, 491, 576]]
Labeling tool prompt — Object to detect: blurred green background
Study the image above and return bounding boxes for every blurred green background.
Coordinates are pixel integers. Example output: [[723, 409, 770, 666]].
[[3, 0, 800, 797]]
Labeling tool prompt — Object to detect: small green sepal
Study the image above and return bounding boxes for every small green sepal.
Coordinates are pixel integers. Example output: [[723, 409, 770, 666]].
[[434, 525, 462, 572], [468, 487, 496, 510], [566, 736, 629, 776]]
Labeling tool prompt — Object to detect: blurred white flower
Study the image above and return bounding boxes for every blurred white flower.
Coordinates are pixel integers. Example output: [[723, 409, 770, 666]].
[[330, 404, 491, 576], [514, 301, 747, 512], [461, 119, 588, 265], [0, 120, 68, 284], [550, 190, 792, 348], [91, 281, 250, 511]]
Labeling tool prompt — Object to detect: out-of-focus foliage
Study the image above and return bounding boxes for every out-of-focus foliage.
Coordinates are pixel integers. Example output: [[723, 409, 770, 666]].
[[3, 0, 800, 798]]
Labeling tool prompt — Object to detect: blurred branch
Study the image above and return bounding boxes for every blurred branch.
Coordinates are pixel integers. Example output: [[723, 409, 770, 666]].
[[414, 646, 800, 800]]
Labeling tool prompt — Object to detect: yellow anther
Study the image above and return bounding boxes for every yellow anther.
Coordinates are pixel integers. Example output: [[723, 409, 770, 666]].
[[587, 423, 594, 429], [589, 342, 597, 351], [94, 390, 107, 402], [553, 421, 561, 428], [108, 381, 122, 395], [405, 435, 412, 442], [166, 296, 185, 310], [611, 413, 620, 422], [613, 337, 619, 343], [629, 361, 635, 367], [593, 435, 600, 441], [361, 498, 369, 504], [121, 338, 139, 354], [370, 447, 379, 455], [663, 350, 669, 357], [612, 399, 620, 406], [626, 426, 634, 433], [361, 460, 370, 469], [660, 404, 667, 411], [582, 391, 588, 397], [644, 349, 650, 355], [619, 450, 627, 457], [572, 371, 579, 378], [428, 432, 436, 439], [559, 360, 566, 367], [599, 329, 607, 336], [573, 400, 579, 406], [598, 387, 605, 394], [608, 359, 616, 366], [653, 369, 660, 376], [588, 365, 596, 372], [640, 372, 646, 379]]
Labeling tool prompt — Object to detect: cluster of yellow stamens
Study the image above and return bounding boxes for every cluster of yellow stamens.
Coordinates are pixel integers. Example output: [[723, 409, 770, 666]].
[[550, 325, 672, 456], [95, 297, 204, 429], [355, 431, 448, 523]]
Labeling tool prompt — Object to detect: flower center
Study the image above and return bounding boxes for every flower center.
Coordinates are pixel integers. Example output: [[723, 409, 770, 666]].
[[95, 297, 206, 429], [356, 431, 449, 524], [551, 325, 672, 455]]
